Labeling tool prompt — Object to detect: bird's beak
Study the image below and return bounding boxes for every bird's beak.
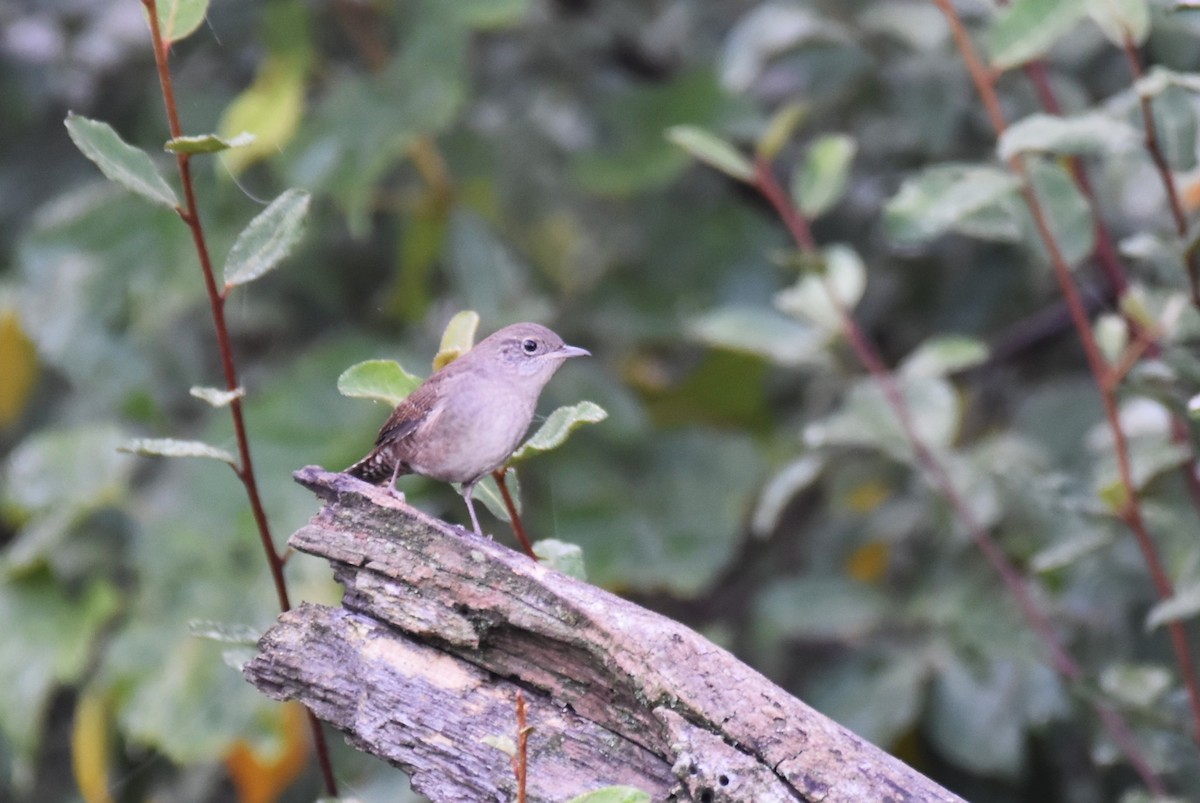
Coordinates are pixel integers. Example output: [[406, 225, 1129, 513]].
[[558, 345, 591, 359]]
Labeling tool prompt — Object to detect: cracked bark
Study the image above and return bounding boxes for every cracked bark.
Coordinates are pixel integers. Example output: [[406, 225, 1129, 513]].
[[243, 467, 965, 803]]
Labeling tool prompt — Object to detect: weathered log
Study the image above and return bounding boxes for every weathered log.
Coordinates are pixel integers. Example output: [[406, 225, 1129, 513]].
[[244, 466, 965, 803]]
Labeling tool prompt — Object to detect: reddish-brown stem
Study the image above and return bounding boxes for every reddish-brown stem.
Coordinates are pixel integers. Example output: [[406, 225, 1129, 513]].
[[493, 468, 537, 559], [1121, 37, 1200, 307], [754, 150, 1166, 791], [141, 1, 338, 795], [512, 691, 530, 803], [934, 0, 1200, 761]]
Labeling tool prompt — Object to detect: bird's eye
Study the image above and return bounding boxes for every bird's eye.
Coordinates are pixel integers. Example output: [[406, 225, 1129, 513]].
[[521, 338, 539, 354]]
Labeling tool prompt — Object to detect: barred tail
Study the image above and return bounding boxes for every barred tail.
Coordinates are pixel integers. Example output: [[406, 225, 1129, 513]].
[[345, 449, 395, 484]]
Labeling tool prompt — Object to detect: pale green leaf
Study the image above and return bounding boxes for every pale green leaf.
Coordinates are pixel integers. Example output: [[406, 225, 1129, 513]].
[[3, 424, 134, 513], [337, 360, 422, 406], [900, 336, 989, 378], [1031, 530, 1113, 573], [720, 4, 849, 90], [533, 539, 587, 580], [752, 456, 824, 536], [884, 164, 1021, 245], [758, 577, 888, 641], [223, 188, 311, 288], [1099, 663, 1172, 707], [565, 787, 652, 803], [119, 438, 237, 466], [756, 102, 808, 160], [433, 310, 481, 371], [1135, 66, 1200, 99], [665, 125, 755, 182], [164, 132, 255, 155], [64, 113, 178, 208], [998, 112, 1140, 160], [805, 375, 960, 459], [509, 402, 608, 464], [189, 386, 245, 407], [1087, 0, 1150, 46], [1026, 158, 1095, 268], [774, 243, 866, 332], [1145, 581, 1200, 630], [145, 0, 209, 44], [987, 0, 1089, 70], [793, 134, 857, 217], [688, 305, 823, 367]]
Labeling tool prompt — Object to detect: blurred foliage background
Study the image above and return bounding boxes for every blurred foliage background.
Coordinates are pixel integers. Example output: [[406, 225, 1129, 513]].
[[3, 0, 1200, 801]]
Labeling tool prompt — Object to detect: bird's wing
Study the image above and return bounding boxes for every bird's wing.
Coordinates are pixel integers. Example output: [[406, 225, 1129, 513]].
[[372, 368, 453, 447]]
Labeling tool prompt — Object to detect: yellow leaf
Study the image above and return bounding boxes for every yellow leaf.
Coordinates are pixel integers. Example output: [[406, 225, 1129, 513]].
[[843, 480, 890, 513], [225, 701, 310, 803], [217, 56, 306, 176], [0, 309, 38, 428], [72, 689, 113, 803], [844, 541, 889, 584]]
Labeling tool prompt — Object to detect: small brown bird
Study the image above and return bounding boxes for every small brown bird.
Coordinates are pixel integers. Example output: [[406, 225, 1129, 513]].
[[346, 322, 590, 535]]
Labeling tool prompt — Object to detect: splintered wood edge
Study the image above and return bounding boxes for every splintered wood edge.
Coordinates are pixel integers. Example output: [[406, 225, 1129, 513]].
[[245, 466, 965, 803]]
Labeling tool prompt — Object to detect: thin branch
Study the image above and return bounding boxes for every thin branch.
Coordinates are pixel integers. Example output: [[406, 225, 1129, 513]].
[[1121, 36, 1200, 307], [933, 0, 1200, 760], [493, 468, 537, 559], [140, 0, 338, 795], [513, 691, 530, 803]]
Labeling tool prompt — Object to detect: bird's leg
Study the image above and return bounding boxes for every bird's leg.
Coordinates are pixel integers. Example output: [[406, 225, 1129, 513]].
[[462, 482, 484, 537], [386, 460, 406, 503]]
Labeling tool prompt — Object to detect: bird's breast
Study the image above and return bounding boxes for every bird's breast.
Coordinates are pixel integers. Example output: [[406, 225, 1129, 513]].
[[407, 380, 536, 484]]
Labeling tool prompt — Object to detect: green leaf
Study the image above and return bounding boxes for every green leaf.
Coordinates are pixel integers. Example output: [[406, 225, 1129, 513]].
[[665, 125, 755, 182], [1135, 66, 1200, 99], [164, 132, 255, 155], [1087, 0, 1150, 46], [751, 456, 824, 536], [756, 102, 808, 160], [1149, 86, 1199, 171], [998, 112, 1140, 160], [64, 113, 178, 209], [337, 360, 422, 406], [774, 243, 866, 333], [1031, 530, 1113, 573], [189, 386, 245, 407], [900, 336, 989, 377], [223, 188, 311, 288], [533, 539, 587, 580], [793, 134, 857, 217], [987, 0, 1089, 70], [119, 438, 237, 466], [433, 310, 481, 371], [689, 305, 824, 367], [0, 576, 121, 758], [884, 164, 1021, 245], [509, 402, 608, 464], [3, 424, 134, 513], [1145, 581, 1200, 630], [1099, 663, 1172, 707], [565, 787, 652, 803], [218, 1, 311, 175], [144, 0, 209, 44], [805, 375, 960, 460], [1026, 158, 1095, 268]]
